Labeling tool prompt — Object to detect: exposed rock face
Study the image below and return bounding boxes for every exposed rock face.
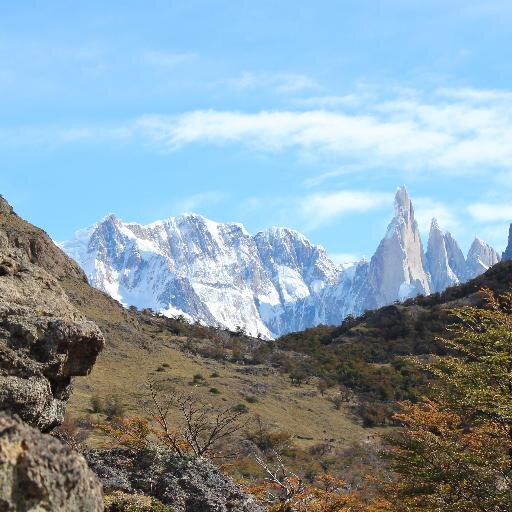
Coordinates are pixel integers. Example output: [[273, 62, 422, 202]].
[[0, 414, 103, 511], [444, 231, 469, 282], [0, 198, 104, 431], [366, 186, 431, 307], [502, 224, 512, 261], [466, 238, 501, 279], [425, 219, 466, 293], [86, 448, 264, 512]]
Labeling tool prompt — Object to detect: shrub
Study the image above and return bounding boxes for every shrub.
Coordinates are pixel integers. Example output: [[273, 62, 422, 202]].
[[90, 395, 104, 414], [209, 387, 221, 394], [232, 403, 249, 414], [104, 396, 125, 418], [104, 491, 174, 512]]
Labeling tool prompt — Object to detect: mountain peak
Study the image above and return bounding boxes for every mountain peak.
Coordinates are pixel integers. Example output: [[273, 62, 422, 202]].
[[394, 185, 412, 217], [467, 236, 501, 278], [502, 224, 512, 261], [430, 217, 440, 232]]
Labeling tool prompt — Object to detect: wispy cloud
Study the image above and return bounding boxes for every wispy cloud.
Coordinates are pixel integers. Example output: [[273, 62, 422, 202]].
[[176, 191, 226, 213], [299, 190, 391, 230], [467, 202, 512, 223], [5, 85, 512, 179], [330, 252, 364, 265], [136, 109, 451, 160], [132, 85, 512, 172], [225, 71, 317, 93], [413, 198, 460, 235]]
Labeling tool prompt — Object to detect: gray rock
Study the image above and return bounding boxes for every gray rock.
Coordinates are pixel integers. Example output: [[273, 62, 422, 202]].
[[0, 203, 104, 431], [425, 219, 461, 293], [502, 224, 512, 262], [86, 448, 264, 512], [0, 413, 103, 512]]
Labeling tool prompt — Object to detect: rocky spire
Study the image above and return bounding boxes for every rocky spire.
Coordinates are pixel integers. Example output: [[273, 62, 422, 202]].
[[502, 224, 512, 261], [466, 237, 501, 278], [425, 218, 467, 292], [366, 186, 431, 307], [425, 218, 456, 293]]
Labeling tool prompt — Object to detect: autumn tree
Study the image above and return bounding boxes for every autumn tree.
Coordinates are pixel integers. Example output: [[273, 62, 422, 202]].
[[381, 288, 512, 512]]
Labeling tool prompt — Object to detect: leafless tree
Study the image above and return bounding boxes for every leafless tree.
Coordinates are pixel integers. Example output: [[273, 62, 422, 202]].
[[140, 378, 249, 458]]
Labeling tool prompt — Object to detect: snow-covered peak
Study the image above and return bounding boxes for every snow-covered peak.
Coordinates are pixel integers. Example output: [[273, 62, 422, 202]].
[[425, 217, 461, 292], [60, 212, 341, 338], [371, 187, 430, 306]]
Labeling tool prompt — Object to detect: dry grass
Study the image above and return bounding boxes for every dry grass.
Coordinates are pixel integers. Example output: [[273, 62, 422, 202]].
[[70, 337, 370, 451]]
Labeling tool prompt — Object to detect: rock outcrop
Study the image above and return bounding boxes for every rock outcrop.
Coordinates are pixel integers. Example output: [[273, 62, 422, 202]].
[[0, 413, 103, 511], [0, 204, 104, 431], [0, 196, 105, 509], [502, 224, 512, 262], [86, 448, 264, 512]]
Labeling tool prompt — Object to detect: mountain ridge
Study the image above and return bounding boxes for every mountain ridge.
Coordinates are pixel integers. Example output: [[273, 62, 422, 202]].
[[60, 187, 502, 337]]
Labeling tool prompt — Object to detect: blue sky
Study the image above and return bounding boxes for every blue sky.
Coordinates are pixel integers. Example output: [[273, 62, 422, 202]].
[[2, 1, 512, 261]]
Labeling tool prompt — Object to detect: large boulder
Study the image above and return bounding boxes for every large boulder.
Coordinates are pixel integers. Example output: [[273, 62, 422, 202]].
[[0, 235, 104, 431], [86, 448, 264, 512], [0, 414, 103, 511]]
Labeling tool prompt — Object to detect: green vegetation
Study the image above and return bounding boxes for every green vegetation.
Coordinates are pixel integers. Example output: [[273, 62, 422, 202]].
[[376, 289, 512, 511]]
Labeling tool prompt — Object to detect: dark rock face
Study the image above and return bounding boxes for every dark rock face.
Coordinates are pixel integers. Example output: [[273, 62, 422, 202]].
[[502, 224, 512, 262], [0, 200, 104, 431], [86, 448, 264, 512], [0, 414, 103, 511]]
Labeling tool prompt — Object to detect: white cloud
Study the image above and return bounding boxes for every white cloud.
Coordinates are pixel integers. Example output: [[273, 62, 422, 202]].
[[133, 85, 512, 173], [299, 190, 391, 230], [467, 202, 512, 222], [436, 87, 512, 103], [136, 109, 451, 159], [176, 191, 226, 212], [6, 85, 512, 178]]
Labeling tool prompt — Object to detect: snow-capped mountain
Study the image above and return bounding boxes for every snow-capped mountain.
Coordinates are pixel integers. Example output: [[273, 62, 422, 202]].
[[60, 213, 339, 338], [60, 186, 502, 338]]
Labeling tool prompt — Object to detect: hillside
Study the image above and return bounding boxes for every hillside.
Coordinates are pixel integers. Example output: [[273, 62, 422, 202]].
[[277, 260, 512, 424], [5, 194, 512, 489]]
